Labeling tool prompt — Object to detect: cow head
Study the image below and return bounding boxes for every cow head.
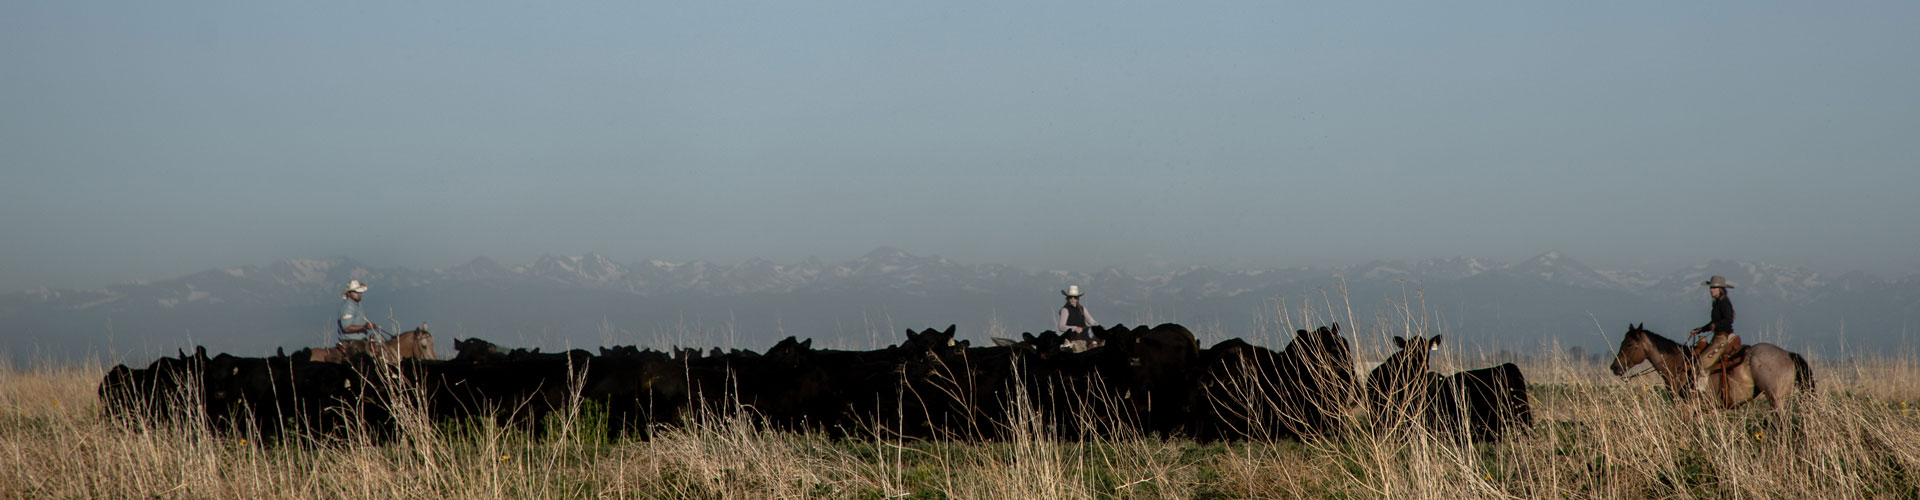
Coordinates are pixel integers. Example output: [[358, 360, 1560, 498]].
[[599, 345, 643, 358], [452, 338, 503, 362], [1290, 324, 1354, 370], [1015, 331, 1069, 356], [1289, 324, 1357, 400], [902, 325, 960, 349], [767, 336, 814, 359], [1387, 334, 1443, 375]]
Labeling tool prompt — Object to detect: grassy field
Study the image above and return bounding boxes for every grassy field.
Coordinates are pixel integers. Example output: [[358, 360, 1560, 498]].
[[4, 331, 1919, 499]]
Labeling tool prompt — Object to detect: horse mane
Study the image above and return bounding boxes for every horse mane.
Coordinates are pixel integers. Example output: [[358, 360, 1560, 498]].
[[1631, 327, 1685, 358]]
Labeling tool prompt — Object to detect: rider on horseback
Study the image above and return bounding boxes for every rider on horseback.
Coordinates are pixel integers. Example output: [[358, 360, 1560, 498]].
[[1688, 275, 1737, 397], [336, 280, 381, 356], [1057, 285, 1101, 352]]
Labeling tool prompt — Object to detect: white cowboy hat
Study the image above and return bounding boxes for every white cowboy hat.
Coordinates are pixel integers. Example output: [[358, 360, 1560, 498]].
[[344, 280, 369, 294], [1699, 275, 1735, 289], [1061, 285, 1084, 297]]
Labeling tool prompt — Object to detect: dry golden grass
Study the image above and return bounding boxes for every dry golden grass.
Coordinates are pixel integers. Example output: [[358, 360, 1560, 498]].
[[4, 339, 1918, 499]]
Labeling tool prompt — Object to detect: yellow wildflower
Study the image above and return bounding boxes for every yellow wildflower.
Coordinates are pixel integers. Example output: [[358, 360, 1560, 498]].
[[1754, 432, 1765, 441]]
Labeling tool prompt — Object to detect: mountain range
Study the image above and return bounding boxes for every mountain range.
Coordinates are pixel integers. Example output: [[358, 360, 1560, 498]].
[[6, 248, 1916, 364]]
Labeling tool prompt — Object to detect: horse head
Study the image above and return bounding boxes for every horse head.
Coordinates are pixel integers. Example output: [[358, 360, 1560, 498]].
[[1610, 323, 1653, 376]]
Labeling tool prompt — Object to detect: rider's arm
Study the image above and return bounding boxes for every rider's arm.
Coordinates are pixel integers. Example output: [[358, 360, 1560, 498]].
[[1082, 306, 1097, 327], [339, 302, 374, 334], [1057, 307, 1070, 332]]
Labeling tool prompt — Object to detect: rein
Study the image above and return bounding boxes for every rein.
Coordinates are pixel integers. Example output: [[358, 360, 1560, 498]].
[[1618, 364, 1659, 381], [1614, 337, 1671, 382]]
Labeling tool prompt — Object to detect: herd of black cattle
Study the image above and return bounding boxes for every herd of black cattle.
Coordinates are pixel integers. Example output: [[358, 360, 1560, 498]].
[[97, 323, 1532, 444]]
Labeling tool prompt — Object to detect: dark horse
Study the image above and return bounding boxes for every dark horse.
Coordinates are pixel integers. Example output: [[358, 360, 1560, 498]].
[[310, 326, 437, 363], [1609, 323, 1813, 413]]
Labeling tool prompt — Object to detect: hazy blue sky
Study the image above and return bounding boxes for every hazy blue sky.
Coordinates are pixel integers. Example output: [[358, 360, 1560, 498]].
[[4, 2, 1917, 292]]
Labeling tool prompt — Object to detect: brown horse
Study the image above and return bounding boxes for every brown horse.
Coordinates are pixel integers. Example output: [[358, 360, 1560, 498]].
[[309, 326, 438, 363], [1608, 323, 1813, 413]]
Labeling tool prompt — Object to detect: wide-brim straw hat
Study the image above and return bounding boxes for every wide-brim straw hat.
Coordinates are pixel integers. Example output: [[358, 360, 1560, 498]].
[[344, 280, 370, 294], [1061, 285, 1084, 297], [1699, 275, 1735, 289]]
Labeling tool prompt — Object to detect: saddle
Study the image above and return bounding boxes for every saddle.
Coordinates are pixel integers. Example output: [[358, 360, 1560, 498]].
[[1690, 334, 1745, 374]]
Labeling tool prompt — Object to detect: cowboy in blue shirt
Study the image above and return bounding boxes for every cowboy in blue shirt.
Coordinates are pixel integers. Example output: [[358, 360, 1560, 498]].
[[337, 280, 380, 353]]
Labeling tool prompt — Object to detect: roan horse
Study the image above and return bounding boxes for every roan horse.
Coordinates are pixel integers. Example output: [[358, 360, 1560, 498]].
[[1609, 323, 1813, 413], [309, 327, 437, 363]]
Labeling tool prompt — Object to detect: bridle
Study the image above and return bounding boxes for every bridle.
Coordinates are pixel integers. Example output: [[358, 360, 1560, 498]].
[[1618, 363, 1659, 381], [1613, 335, 1662, 381]]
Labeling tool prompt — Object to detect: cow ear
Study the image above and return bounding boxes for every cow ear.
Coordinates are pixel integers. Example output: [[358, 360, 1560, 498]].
[[1331, 323, 1340, 335], [1429, 335, 1444, 350], [1296, 329, 1310, 337], [1393, 336, 1406, 349], [801, 339, 813, 350], [944, 325, 957, 336], [1024, 332, 1036, 341]]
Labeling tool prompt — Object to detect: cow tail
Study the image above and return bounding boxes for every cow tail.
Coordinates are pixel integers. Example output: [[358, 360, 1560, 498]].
[[1789, 352, 1815, 393]]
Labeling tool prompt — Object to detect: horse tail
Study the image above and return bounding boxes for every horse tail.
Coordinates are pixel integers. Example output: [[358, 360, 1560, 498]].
[[1789, 352, 1815, 393]]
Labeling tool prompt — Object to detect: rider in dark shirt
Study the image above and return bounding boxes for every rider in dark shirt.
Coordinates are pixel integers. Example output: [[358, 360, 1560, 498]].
[[1057, 285, 1100, 351], [1688, 275, 1737, 397]]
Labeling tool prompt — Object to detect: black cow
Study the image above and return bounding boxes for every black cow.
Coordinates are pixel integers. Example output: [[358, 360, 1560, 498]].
[[735, 326, 965, 436], [98, 347, 209, 427], [1366, 335, 1532, 441], [880, 325, 973, 437], [1092, 323, 1200, 437], [1366, 335, 1439, 433], [200, 350, 385, 444], [417, 348, 592, 436], [100, 347, 378, 444], [967, 323, 1196, 440], [451, 337, 505, 362], [1427, 363, 1531, 442], [199, 353, 281, 437], [1192, 324, 1355, 441], [582, 345, 685, 440]]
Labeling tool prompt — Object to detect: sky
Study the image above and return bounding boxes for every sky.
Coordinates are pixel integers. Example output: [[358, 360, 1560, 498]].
[[4, 2, 1918, 292]]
